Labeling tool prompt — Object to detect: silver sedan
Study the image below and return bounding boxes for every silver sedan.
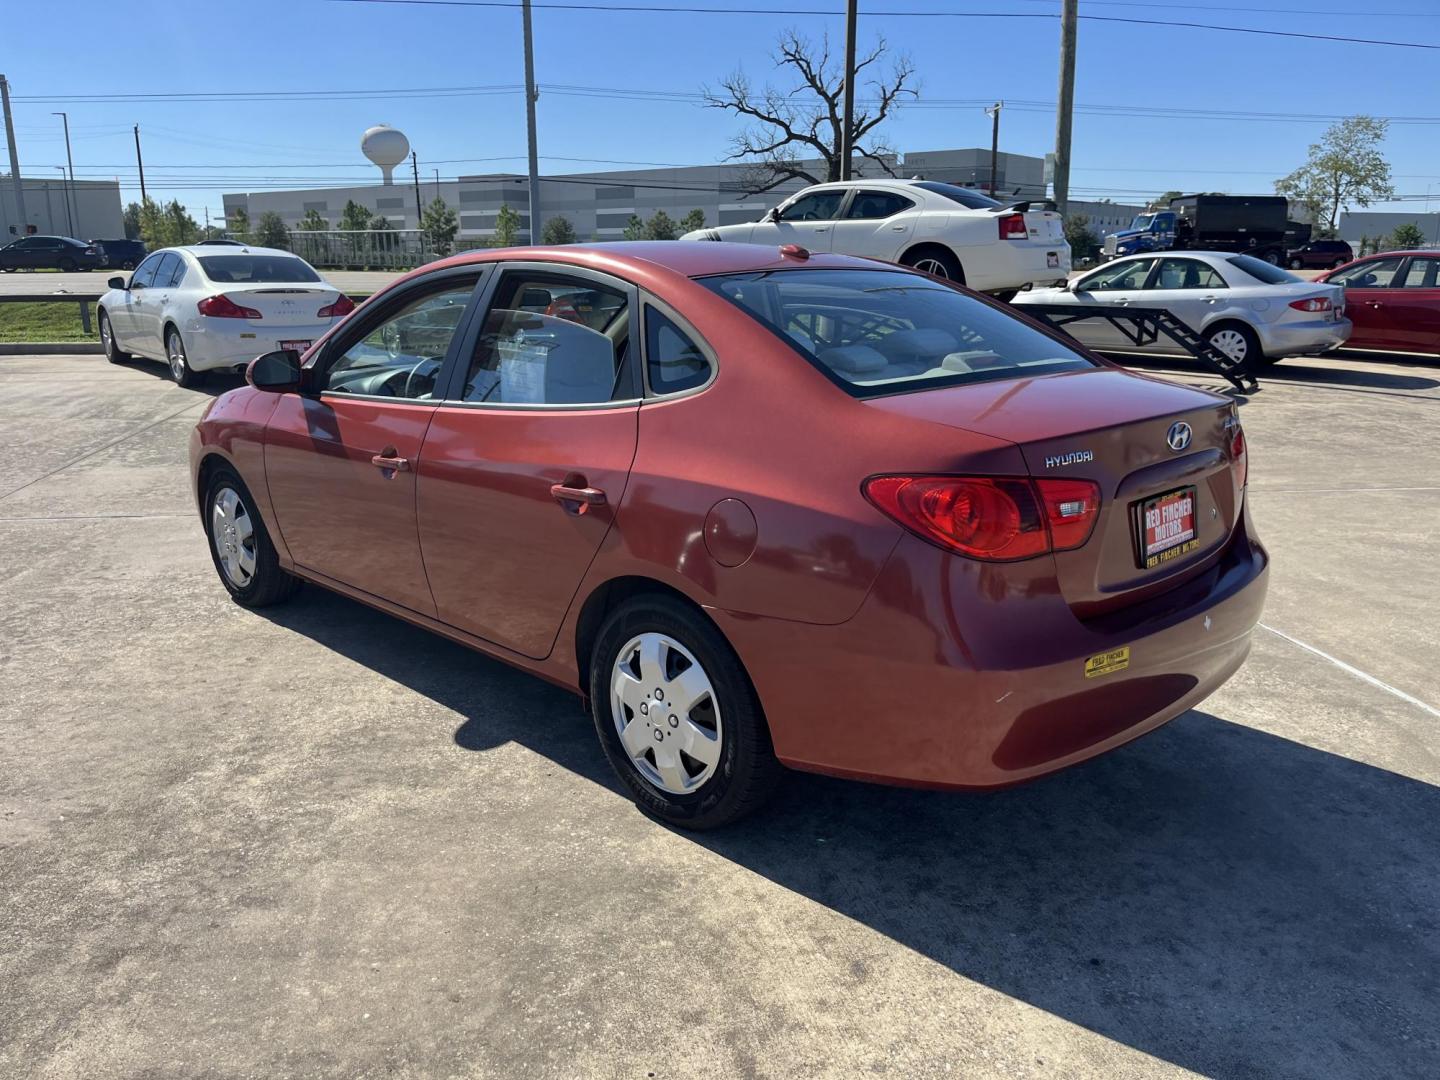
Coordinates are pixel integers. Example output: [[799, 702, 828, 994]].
[[1013, 251, 1351, 369]]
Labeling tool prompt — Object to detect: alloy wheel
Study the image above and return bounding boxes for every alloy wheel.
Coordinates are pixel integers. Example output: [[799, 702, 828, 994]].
[[168, 333, 187, 382], [609, 632, 723, 795], [913, 257, 951, 279], [210, 486, 257, 588], [1209, 328, 1250, 363], [100, 316, 113, 356]]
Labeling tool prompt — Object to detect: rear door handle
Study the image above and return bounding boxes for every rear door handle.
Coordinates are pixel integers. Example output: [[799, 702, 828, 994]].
[[550, 480, 606, 514], [371, 449, 410, 473]]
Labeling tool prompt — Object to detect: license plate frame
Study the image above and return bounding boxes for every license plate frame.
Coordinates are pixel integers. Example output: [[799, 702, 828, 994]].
[[279, 339, 311, 353], [1134, 485, 1199, 570]]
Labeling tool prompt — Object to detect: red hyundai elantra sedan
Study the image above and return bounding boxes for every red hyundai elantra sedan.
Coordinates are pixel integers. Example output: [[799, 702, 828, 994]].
[[190, 242, 1268, 828]]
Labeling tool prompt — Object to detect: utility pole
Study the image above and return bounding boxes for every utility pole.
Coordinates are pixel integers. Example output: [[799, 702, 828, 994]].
[[433, 168, 441, 201], [985, 102, 1003, 197], [840, 0, 857, 181], [1, 74, 27, 232], [133, 124, 147, 204], [410, 150, 423, 226], [53, 111, 77, 236], [522, 0, 541, 243], [1052, 0, 1078, 216]]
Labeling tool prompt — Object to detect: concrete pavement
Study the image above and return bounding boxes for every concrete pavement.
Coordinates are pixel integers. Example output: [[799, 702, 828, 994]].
[[1, 350, 1437, 1078]]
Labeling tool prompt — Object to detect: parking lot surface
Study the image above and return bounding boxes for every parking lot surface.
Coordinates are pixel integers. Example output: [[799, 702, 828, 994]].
[[1, 350, 1437, 1078]]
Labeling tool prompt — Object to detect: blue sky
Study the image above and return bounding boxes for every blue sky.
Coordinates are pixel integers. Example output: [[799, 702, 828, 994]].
[[4, 0, 1439, 221]]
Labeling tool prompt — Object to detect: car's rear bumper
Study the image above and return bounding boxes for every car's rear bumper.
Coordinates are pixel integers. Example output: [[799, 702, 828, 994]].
[[1257, 316, 1352, 357], [714, 502, 1268, 790], [966, 241, 1072, 292], [183, 318, 338, 372]]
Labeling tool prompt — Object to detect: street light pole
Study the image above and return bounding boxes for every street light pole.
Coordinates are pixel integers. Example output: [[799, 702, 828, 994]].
[[522, 0, 542, 243], [840, 0, 857, 181], [53, 111, 77, 236], [54, 167, 72, 233]]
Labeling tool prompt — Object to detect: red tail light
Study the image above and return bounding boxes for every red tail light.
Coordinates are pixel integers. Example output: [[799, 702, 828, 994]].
[[1229, 425, 1247, 488], [318, 294, 356, 318], [1288, 296, 1332, 312], [998, 213, 1028, 240], [198, 294, 262, 319], [863, 475, 1101, 562]]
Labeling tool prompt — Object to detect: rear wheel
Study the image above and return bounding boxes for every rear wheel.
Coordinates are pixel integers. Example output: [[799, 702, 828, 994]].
[[589, 595, 782, 829], [1261, 249, 1282, 266], [1332, 257, 1347, 269], [901, 246, 964, 284], [203, 466, 300, 608], [57, 257, 76, 272], [1205, 321, 1272, 371], [121, 259, 137, 271], [99, 311, 129, 364], [166, 327, 202, 388]]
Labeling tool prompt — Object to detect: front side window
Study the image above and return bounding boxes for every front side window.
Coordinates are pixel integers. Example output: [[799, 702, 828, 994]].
[[1079, 258, 1156, 291], [645, 308, 710, 394], [1151, 259, 1226, 290], [1398, 257, 1439, 289], [461, 273, 631, 405], [130, 253, 165, 289], [321, 283, 474, 399], [1328, 256, 1404, 289], [198, 255, 320, 284], [845, 191, 915, 220], [779, 191, 844, 222], [700, 268, 1094, 397]]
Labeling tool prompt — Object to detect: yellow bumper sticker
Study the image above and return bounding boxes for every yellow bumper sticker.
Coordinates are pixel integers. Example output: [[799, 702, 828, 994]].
[[1084, 646, 1131, 679]]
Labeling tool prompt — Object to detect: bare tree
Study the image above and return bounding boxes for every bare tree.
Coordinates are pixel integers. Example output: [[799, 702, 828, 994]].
[[704, 30, 917, 195]]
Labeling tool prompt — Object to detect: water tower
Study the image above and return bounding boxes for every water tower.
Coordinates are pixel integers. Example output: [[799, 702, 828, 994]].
[[361, 125, 410, 186]]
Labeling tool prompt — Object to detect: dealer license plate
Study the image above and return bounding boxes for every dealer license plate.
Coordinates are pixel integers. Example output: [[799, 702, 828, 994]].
[[280, 339, 311, 353], [1047, 251, 1060, 268], [1137, 486, 1198, 569]]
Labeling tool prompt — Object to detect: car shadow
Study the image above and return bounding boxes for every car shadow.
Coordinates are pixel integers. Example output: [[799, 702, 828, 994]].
[[258, 586, 1438, 1078], [1108, 352, 1439, 395], [112, 356, 246, 397]]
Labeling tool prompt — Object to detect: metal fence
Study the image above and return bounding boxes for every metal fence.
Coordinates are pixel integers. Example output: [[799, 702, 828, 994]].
[[283, 229, 439, 270]]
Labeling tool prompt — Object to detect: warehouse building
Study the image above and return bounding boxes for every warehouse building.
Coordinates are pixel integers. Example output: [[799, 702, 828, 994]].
[[1, 176, 125, 240]]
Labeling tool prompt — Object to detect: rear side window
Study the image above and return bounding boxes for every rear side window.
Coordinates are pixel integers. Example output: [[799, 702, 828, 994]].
[[165, 256, 189, 288], [1227, 255, 1301, 285], [911, 182, 1004, 210], [700, 269, 1094, 397], [645, 308, 711, 394], [845, 191, 915, 220], [197, 255, 320, 283], [1399, 257, 1440, 289]]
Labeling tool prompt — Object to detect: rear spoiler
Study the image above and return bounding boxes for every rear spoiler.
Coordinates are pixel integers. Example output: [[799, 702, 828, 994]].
[[990, 200, 1058, 213]]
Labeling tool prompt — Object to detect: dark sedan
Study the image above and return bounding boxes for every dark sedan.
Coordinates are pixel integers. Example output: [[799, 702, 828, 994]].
[[1287, 239, 1353, 270], [0, 235, 104, 272]]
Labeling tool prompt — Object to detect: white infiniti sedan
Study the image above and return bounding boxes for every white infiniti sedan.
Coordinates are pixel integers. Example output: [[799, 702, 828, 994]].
[[1013, 251, 1351, 369], [98, 245, 354, 386], [680, 180, 1069, 297]]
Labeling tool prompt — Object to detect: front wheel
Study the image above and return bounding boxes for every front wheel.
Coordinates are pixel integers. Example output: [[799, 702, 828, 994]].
[[99, 311, 129, 364], [57, 257, 77, 272], [1205, 322, 1272, 371], [166, 327, 202, 388], [589, 595, 782, 829], [203, 466, 300, 608], [1332, 257, 1347, 269]]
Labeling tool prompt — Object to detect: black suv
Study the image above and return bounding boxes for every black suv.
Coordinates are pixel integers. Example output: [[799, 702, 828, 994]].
[[92, 238, 147, 270], [1287, 239, 1353, 270], [0, 235, 105, 272]]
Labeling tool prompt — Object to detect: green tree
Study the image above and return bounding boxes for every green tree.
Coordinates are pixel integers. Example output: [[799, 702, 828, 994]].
[[338, 199, 373, 232], [492, 204, 523, 247], [420, 196, 459, 256], [122, 202, 142, 241], [622, 215, 645, 241], [1063, 213, 1101, 263], [542, 214, 578, 245], [228, 207, 251, 244], [296, 209, 328, 231], [679, 209, 706, 235], [1389, 223, 1424, 250], [255, 211, 290, 250], [164, 201, 199, 246], [138, 199, 166, 249], [1275, 116, 1394, 233], [643, 209, 679, 240]]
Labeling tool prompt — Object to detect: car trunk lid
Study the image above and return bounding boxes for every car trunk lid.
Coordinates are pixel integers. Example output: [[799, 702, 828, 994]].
[[220, 286, 340, 326], [864, 368, 1243, 616]]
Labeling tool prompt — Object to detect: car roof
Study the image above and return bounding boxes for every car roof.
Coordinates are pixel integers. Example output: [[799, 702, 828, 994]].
[[1356, 249, 1440, 258], [415, 241, 901, 281], [170, 244, 297, 258], [1097, 251, 1237, 266]]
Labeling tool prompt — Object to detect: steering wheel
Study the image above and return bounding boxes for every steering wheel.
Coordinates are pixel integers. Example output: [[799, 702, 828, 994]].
[[401, 355, 444, 399]]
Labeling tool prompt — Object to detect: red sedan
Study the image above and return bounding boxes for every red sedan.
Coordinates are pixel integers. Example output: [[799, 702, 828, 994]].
[[190, 243, 1268, 828], [1318, 250, 1440, 355]]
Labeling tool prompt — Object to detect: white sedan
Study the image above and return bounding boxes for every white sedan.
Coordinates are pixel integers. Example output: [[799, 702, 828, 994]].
[[98, 245, 354, 387], [1013, 251, 1351, 369], [681, 180, 1069, 297]]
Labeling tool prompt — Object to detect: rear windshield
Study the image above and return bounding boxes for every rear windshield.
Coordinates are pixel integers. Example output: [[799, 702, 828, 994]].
[[910, 182, 1003, 210], [699, 269, 1095, 397], [1227, 255, 1300, 285], [197, 255, 320, 284]]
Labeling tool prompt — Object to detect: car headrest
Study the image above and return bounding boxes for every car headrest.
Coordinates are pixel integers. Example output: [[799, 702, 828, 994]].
[[872, 328, 960, 363], [819, 344, 887, 375], [519, 287, 553, 309]]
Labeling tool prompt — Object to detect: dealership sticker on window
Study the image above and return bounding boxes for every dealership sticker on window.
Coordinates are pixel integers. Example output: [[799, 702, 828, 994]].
[[1084, 646, 1130, 679]]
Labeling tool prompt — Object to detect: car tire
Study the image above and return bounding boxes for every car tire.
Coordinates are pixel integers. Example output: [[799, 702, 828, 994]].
[[121, 259, 137, 271], [166, 327, 203, 388], [1332, 257, 1347, 269], [1288, 258, 1303, 270], [99, 311, 129, 364], [202, 465, 301, 609], [57, 257, 76, 272], [1205, 321, 1271, 371], [901, 246, 965, 285], [1261, 250, 1282, 266], [588, 594, 782, 830]]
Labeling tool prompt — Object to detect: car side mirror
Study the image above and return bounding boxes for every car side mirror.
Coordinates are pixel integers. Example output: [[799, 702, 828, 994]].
[[108, 275, 126, 290], [247, 349, 302, 393], [764, 207, 780, 223]]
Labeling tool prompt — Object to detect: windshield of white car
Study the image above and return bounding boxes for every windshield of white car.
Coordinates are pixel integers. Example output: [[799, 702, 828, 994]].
[[1227, 255, 1301, 285], [197, 255, 321, 284], [910, 182, 1005, 210], [699, 268, 1095, 398]]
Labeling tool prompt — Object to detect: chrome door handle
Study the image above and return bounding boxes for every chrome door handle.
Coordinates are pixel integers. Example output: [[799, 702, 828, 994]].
[[550, 480, 606, 515]]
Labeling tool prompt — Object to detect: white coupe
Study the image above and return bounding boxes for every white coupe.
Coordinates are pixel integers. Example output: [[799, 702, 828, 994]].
[[681, 180, 1069, 297], [98, 245, 354, 387], [1013, 251, 1351, 369]]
